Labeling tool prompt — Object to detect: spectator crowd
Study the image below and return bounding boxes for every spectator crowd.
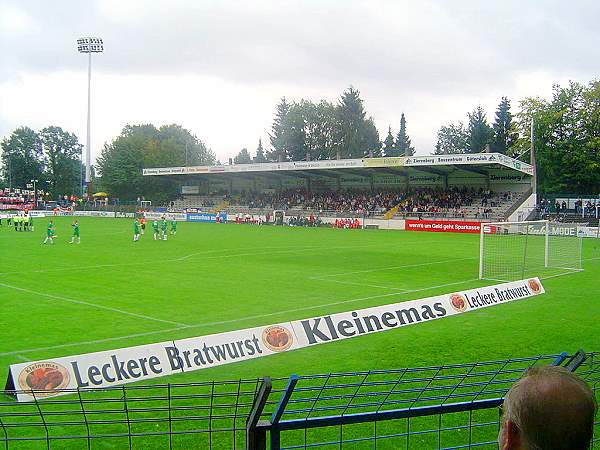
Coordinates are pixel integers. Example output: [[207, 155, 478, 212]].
[[236, 187, 492, 217]]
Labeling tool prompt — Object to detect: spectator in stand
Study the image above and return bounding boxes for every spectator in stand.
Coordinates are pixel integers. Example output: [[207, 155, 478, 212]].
[[498, 365, 596, 450]]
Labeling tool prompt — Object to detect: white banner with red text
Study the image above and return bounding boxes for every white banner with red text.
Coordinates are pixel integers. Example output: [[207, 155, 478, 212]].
[[405, 219, 486, 233]]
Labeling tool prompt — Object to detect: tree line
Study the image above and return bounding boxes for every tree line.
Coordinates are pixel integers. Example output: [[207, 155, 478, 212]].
[[234, 86, 415, 164], [434, 97, 518, 155], [1, 126, 84, 197], [96, 124, 216, 203], [1, 80, 598, 199]]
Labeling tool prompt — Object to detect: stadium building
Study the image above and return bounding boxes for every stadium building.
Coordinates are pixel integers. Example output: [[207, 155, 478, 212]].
[[143, 152, 537, 226]]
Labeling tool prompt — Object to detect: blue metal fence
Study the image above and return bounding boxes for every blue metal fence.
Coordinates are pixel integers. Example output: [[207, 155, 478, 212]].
[[249, 351, 598, 449], [1, 351, 598, 449]]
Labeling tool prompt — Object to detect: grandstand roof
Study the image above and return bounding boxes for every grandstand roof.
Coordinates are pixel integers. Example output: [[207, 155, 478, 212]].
[[142, 152, 533, 180]]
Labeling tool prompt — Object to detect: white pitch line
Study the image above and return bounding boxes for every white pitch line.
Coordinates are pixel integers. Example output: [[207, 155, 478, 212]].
[[539, 271, 583, 280], [0, 244, 376, 276], [309, 257, 476, 279], [15, 355, 29, 362], [312, 278, 409, 291], [0, 327, 188, 357], [0, 282, 191, 328], [1, 277, 481, 358]]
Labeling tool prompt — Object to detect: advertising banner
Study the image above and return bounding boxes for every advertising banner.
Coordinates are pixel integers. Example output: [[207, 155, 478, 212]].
[[6, 279, 545, 402], [181, 185, 200, 195], [73, 211, 116, 218], [115, 212, 135, 218], [144, 212, 187, 221], [186, 213, 217, 222], [405, 220, 483, 233], [0, 203, 35, 211]]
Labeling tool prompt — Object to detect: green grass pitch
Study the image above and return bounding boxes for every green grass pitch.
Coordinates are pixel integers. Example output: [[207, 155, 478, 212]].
[[0, 216, 598, 448]]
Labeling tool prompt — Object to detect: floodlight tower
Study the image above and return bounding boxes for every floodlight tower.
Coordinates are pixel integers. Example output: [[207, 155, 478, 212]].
[[77, 37, 103, 196]]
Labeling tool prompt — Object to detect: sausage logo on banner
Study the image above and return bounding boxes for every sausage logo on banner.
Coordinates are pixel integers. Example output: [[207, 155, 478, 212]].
[[5, 278, 545, 402]]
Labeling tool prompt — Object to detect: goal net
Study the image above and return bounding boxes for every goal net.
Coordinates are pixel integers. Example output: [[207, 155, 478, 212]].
[[479, 220, 583, 282]]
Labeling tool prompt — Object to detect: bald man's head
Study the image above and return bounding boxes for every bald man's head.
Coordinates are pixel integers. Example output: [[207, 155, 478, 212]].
[[499, 365, 597, 450]]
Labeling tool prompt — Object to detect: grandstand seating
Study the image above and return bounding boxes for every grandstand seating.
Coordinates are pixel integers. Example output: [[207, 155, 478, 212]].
[[170, 188, 524, 221]]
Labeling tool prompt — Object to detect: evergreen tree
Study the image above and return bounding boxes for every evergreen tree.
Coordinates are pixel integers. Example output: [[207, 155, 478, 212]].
[[467, 106, 493, 153], [492, 97, 518, 154], [267, 97, 290, 161], [338, 86, 367, 158], [395, 113, 415, 156], [254, 138, 267, 163], [382, 126, 395, 156], [363, 117, 381, 157]]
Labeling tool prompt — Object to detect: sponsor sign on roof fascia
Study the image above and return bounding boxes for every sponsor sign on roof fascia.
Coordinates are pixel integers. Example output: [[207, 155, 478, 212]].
[[7, 278, 544, 402], [141, 153, 532, 176]]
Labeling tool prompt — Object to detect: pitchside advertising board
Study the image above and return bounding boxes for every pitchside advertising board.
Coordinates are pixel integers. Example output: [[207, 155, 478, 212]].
[[186, 213, 218, 222], [405, 220, 485, 234], [6, 278, 545, 402]]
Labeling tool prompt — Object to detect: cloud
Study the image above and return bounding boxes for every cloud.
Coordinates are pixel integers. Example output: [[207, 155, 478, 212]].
[[1, 0, 599, 161]]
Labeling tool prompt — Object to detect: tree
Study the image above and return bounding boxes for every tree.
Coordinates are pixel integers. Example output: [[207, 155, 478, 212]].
[[40, 126, 83, 196], [265, 87, 383, 161], [338, 86, 367, 158], [395, 113, 415, 156], [284, 104, 308, 161], [434, 122, 469, 154], [467, 106, 493, 153], [382, 126, 395, 156], [0, 127, 44, 188], [363, 117, 381, 157], [492, 97, 518, 154], [234, 148, 252, 164], [254, 139, 267, 163], [97, 123, 215, 202], [292, 100, 341, 160], [516, 80, 600, 194], [267, 97, 291, 161]]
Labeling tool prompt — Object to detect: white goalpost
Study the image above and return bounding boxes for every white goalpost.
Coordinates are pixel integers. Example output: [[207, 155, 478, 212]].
[[479, 220, 583, 282]]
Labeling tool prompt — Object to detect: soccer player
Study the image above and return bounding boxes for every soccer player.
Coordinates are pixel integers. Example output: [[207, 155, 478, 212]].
[[152, 219, 159, 240], [133, 218, 141, 242], [170, 218, 177, 235], [69, 220, 80, 244], [161, 216, 168, 240], [140, 217, 146, 235], [43, 220, 55, 244]]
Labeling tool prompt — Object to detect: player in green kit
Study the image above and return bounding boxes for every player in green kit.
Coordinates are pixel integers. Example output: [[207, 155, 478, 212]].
[[170, 218, 177, 235], [133, 218, 141, 242], [43, 220, 55, 244], [152, 220, 159, 240], [69, 220, 80, 244], [161, 216, 168, 240]]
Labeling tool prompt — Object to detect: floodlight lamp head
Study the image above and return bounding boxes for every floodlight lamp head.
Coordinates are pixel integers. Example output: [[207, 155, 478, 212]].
[[77, 37, 104, 53]]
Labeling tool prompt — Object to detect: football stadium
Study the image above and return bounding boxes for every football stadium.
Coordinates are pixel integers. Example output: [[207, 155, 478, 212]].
[[1, 151, 599, 449], [1, 2, 600, 449]]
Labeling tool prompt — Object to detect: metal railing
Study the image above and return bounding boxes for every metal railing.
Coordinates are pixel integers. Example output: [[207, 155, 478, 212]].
[[1, 351, 598, 449]]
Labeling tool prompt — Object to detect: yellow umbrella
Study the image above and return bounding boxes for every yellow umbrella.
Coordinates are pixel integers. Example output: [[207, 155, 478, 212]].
[[93, 192, 109, 197]]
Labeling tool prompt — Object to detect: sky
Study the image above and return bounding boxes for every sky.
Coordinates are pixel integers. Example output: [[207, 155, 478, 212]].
[[1, 0, 599, 164]]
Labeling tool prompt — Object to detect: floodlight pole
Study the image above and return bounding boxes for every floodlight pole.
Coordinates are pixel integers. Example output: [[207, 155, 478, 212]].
[[86, 51, 92, 195], [77, 37, 103, 197]]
